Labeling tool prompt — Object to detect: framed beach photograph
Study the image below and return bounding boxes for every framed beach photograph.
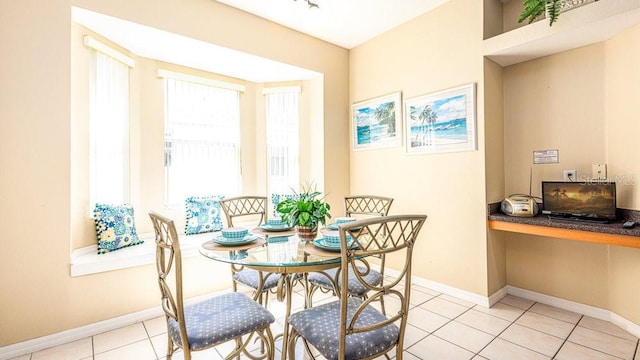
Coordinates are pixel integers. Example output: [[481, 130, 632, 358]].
[[404, 83, 476, 155], [352, 92, 402, 150]]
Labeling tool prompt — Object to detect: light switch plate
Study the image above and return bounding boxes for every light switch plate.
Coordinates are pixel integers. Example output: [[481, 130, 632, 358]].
[[592, 164, 607, 180]]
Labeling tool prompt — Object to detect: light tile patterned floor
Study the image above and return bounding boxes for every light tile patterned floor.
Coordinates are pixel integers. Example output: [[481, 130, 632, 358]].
[[10, 282, 640, 360]]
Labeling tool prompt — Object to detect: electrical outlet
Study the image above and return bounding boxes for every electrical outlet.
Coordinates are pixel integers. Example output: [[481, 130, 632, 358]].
[[563, 169, 577, 182], [592, 164, 607, 180]]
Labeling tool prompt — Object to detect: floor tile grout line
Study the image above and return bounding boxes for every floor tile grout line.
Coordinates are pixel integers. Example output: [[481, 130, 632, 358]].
[[91, 335, 96, 360], [550, 314, 582, 360], [576, 322, 640, 343], [425, 332, 480, 358], [421, 301, 493, 358], [141, 320, 160, 360], [408, 293, 520, 357], [469, 300, 537, 358], [550, 315, 633, 360]]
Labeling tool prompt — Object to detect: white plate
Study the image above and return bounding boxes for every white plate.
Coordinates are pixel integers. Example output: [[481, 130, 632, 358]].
[[212, 233, 259, 246], [327, 223, 362, 231], [313, 238, 357, 252], [259, 224, 292, 232]]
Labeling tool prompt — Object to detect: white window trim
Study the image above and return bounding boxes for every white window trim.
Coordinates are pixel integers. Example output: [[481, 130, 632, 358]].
[[157, 68, 245, 93], [70, 232, 211, 277], [262, 86, 301, 94], [83, 35, 135, 68]]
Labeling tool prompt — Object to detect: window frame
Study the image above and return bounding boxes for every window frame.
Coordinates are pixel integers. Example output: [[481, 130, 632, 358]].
[[161, 71, 245, 207]]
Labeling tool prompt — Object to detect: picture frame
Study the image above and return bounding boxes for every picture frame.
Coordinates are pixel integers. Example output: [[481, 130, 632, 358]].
[[352, 92, 402, 150], [404, 83, 476, 155]]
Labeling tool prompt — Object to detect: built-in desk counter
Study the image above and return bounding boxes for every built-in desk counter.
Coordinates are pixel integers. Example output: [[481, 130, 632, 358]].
[[487, 203, 640, 249]]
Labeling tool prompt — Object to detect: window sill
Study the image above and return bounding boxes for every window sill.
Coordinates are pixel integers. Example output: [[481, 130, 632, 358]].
[[70, 232, 215, 277]]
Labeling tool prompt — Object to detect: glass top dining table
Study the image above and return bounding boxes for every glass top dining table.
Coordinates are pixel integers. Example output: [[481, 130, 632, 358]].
[[198, 227, 344, 273], [198, 227, 343, 360]]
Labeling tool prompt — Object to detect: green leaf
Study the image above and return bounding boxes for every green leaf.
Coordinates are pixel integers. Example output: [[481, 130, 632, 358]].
[[546, 0, 561, 25], [518, 0, 563, 26]]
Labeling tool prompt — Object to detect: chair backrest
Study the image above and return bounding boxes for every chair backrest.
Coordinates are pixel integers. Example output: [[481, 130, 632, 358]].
[[219, 196, 267, 228], [337, 214, 427, 357], [148, 212, 189, 350], [344, 195, 394, 217]]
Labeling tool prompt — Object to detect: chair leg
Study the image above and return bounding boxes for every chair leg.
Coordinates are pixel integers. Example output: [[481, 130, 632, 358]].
[[235, 337, 242, 360], [166, 331, 175, 359], [304, 274, 314, 309], [264, 326, 275, 360], [287, 328, 299, 360]]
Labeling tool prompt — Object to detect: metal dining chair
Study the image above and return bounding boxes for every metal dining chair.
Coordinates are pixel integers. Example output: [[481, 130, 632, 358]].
[[287, 214, 427, 359], [344, 195, 394, 218], [149, 212, 275, 360], [219, 196, 279, 306], [306, 195, 394, 310]]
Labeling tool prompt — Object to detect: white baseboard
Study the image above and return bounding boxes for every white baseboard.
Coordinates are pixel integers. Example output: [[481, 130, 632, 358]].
[[507, 285, 640, 338], [0, 291, 219, 360], [0, 307, 162, 360], [488, 286, 509, 307], [411, 276, 498, 308], [384, 268, 504, 308], [611, 312, 640, 340], [506, 286, 610, 320]]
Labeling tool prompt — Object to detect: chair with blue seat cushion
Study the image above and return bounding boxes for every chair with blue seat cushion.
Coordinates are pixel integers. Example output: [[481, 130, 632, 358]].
[[219, 196, 279, 306], [287, 214, 427, 360], [306, 195, 393, 310], [149, 212, 275, 360]]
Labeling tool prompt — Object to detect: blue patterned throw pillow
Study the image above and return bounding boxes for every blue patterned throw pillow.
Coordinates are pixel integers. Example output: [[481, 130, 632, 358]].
[[185, 195, 225, 235], [94, 203, 143, 254]]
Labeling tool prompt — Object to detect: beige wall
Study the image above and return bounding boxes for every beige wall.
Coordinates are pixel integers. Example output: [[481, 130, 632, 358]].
[[0, 0, 348, 346], [484, 58, 507, 295], [503, 25, 640, 324], [602, 24, 640, 325], [349, 0, 490, 296]]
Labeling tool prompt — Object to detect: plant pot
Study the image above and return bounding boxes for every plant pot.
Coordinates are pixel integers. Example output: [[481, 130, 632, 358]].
[[296, 225, 317, 241]]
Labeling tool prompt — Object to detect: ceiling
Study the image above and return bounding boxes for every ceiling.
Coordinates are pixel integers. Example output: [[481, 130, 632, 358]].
[[216, 0, 448, 49], [72, 1, 446, 82]]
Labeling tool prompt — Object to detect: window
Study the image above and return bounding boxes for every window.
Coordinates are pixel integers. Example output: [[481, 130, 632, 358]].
[[88, 38, 133, 208], [163, 76, 242, 206], [265, 87, 300, 196]]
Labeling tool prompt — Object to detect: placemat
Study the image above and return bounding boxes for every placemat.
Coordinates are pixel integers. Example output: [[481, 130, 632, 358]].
[[201, 238, 266, 251]]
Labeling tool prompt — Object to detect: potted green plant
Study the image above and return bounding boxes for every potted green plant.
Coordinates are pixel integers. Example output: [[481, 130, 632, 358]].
[[518, 0, 562, 26], [275, 183, 331, 240]]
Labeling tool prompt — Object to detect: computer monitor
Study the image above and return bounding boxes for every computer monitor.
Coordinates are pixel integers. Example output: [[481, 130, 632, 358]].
[[541, 181, 617, 222]]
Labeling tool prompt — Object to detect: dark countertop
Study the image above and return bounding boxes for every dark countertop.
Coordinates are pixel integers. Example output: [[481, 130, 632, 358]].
[[488, 202, 640, 238]]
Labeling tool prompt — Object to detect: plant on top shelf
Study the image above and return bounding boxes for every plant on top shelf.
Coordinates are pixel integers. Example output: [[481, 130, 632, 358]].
[[275, 183, 331, 240], [518, 0, 561, 26]]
